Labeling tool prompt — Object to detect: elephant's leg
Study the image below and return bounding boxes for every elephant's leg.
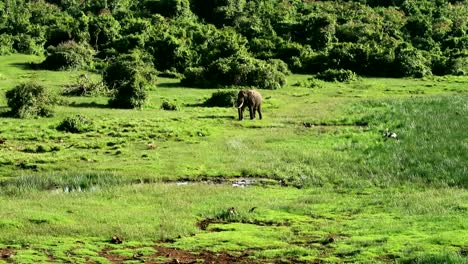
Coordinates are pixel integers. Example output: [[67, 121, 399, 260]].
[[258, 105, 262, 120], [238, 107, 244, 120], [249, 106, 254, 120]]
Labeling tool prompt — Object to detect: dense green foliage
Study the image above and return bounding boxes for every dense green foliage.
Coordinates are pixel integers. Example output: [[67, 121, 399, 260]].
[[1, 0, 467, 86], [40, 41, 95, 70], [103, 52, 156, 108], [315, 69, 358, 82], [56, 114, 94, 133], [5, 82, 55, 118], [160, 100, 179, 110], [203, 90, 238, 107]]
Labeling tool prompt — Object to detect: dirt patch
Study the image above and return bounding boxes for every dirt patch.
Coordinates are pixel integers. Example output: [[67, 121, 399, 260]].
[[1, 248, 14, 260], [197, 217, 290, 231], [169, 177, 283, 188], [197, 218, 215, 231], [100, 245, 260, 264]]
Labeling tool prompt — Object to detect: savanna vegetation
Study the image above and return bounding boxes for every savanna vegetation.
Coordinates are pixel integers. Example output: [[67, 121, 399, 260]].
[[0, 0, 468, 263]]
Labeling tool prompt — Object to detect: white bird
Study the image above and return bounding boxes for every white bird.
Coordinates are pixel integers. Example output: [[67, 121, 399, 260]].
[[383, 129, 398, 139]]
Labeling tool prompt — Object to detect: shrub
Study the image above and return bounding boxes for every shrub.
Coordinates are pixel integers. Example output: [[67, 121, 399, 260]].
[[158, 70, 183, 79], [180, 67, 208, 87], [13, 34, 45, 55], [57, 115, 94, 133], [394, 46, 432, 77], [181, 55, 287, 89], [160, 100, 179, 111], [447, 56, 468, 76], [63, 74, 108, 96], [103, 52, 156, 109], [5, 82, 56, 118], [204, 90, 238, 107], [315, 69, 358, 82], [0, 34, 15, 55], [249, 63, 287, 90], [108, 72, 148, 109], [293, 78, 325, 88], [41, 41, 95, 70], [267, 59, 291, 75]]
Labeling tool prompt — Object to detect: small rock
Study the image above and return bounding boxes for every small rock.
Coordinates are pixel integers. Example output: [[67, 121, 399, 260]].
[[383, 130, 398, 139], [147, 143, 156, 149], [110, 236, 123, 244], [228, 207, 237, 215]]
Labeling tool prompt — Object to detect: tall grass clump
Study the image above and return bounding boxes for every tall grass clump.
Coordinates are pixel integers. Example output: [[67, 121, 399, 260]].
[[401, 253, 468, 264], [315, 69, 358, 82], [0, 173, 126, 195], [62, 74, 108, 96], [5, 82, 56, 118], [56, 114, 94, 133], [161, 100, 179, 111], [355, 95, 468, 187]]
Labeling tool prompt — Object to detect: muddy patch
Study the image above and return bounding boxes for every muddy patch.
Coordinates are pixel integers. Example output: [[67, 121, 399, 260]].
[[170, 177, 286, 188], [100, 245, 260, 264], [1, 248, 14, 260], [197, 214, 290, 231]]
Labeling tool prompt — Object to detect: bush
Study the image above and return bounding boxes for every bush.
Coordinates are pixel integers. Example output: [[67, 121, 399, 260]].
[[41, 41, 95, 70], [108, 72, 148, 109], [293, 78, 325, 88], [267, 59, 291, 75], [394, 46, 432, 77], [160, 100, 179, 111], [158, 70, 183, 79], [180, 67, 208, 87], [5, 82, 56, 118], [315, 69, 358, 82], [447, 55, 468, 76], [0, 34, 15, 55], [63, 74, 108, 96], [103, 52, 156, 109], [203, 90, 238, 107], [181, 55, 287, 89], [13, 34, 45, 55], [57, 115, 94, 133]]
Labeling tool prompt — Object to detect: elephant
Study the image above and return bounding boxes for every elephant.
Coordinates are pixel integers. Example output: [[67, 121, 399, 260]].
[[237, 89, 262, 120]]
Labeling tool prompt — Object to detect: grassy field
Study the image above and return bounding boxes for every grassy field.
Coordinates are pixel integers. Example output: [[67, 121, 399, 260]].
[[0, 54, 467, 263]]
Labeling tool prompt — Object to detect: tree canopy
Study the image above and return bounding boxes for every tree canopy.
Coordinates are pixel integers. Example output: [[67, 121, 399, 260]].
[[1, 0, 467, 81]]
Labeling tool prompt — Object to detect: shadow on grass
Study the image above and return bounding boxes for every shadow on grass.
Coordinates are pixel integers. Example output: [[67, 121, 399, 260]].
[[184, 102, 205, 107], [158, 82, 182, 88], [0, 107, 13, 118], [9, 62, 41, 70], [197, 115, 236, 120], [69, 102, 109, 109]]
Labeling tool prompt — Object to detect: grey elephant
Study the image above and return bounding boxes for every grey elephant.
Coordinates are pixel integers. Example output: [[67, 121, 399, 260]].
[[237, 90, 262, 120]]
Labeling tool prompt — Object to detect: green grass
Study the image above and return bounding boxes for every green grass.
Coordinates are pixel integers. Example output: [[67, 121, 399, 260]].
[[0, 184, 466, 262], [0, 54, 467, 263]]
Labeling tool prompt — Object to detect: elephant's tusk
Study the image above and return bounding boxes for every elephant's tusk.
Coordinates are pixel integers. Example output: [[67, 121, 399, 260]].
[[238, 102, 243, 108]]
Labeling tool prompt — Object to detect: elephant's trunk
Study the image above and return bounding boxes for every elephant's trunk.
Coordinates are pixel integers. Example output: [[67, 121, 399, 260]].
[[237, 101, 244, 108]]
